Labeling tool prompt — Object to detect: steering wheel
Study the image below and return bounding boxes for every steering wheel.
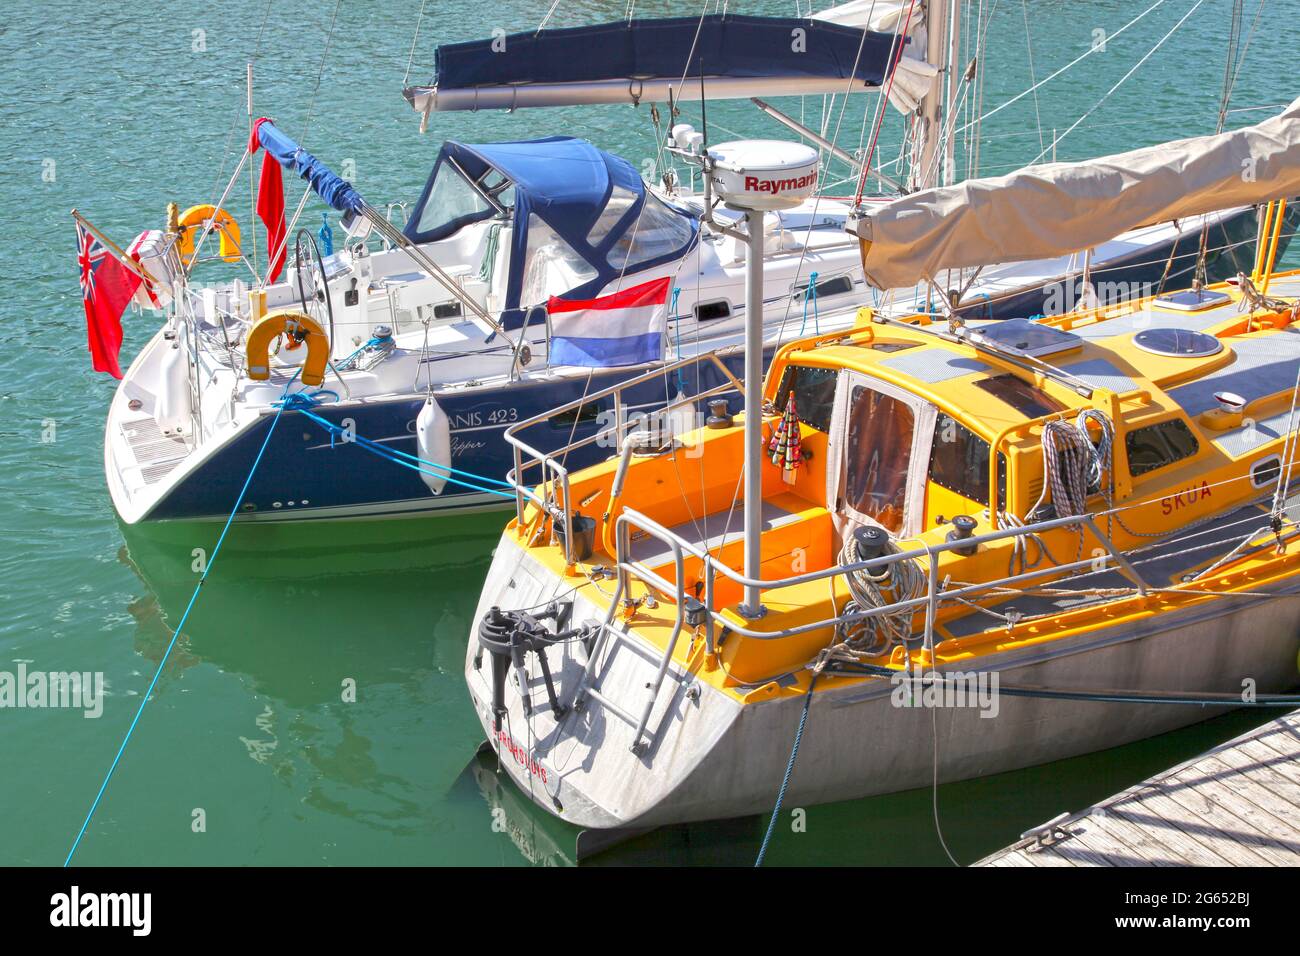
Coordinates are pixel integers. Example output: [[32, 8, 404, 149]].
[[290, 229, 336, 354]]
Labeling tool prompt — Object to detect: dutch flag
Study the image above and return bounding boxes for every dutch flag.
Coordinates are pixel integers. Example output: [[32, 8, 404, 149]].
[[547, 276, 673, 368]]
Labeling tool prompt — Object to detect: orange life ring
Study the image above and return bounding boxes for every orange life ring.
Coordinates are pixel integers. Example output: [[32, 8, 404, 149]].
[[246, 309, 330, 387], [175, 204, 242, 266]]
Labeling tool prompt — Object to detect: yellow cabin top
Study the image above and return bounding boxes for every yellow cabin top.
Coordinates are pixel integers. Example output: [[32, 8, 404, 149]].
[[504, 272, 1300, 699]]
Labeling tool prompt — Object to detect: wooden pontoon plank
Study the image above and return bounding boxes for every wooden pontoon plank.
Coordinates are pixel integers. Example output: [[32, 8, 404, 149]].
[[976, 710, 1300, 866]]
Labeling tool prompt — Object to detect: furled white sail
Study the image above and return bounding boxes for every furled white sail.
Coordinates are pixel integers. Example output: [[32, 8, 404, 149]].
[[851, 97, 1300, 290], [813, 0, 923, 35], [813, 1, 935, 114]]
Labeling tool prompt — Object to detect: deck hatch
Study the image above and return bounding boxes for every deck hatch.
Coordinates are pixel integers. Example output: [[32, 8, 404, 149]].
[[964, 318, 1083, 358], [1133, 328, 1223, 358]]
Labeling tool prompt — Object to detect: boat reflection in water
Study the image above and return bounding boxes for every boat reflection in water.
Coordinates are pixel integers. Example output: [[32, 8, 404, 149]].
[[114, 513, 502, 855]]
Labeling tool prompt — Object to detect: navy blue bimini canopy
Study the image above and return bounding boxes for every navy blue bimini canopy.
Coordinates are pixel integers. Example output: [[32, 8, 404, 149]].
[[403, 137, 697, 325], [433, 15, 895, 91]]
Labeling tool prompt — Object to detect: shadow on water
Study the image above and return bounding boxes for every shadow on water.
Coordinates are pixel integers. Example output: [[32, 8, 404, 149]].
[[460, 710, 1284, 867]]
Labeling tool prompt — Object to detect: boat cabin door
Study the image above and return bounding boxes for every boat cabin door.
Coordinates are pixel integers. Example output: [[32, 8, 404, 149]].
[[828, 371, 937, 543]]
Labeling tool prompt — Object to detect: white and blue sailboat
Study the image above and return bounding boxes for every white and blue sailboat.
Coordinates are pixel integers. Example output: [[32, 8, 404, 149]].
[[103, 11, 1273, 524]]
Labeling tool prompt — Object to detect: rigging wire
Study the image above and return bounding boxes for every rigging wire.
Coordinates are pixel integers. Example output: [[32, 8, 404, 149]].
[[1018, 0, 1046, 159], [299, 0, 343, 147], [402, 0, 430, 88], [1027, 0, 1208, 166], [954, 0, 1170, 137]]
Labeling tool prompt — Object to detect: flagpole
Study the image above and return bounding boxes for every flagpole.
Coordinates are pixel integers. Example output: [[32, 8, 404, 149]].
[[70, 209, 151, 284], [247, 63, 258, 277]]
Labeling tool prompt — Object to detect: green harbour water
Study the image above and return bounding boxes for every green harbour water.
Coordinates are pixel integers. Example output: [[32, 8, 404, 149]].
[[2, 0, 1297, 866]]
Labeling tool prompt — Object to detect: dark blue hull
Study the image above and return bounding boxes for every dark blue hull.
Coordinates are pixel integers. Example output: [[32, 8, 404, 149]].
[[149, 353, 749, 521]]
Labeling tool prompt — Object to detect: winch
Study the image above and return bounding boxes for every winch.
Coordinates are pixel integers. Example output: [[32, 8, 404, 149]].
[[339, 324, 396, 371]]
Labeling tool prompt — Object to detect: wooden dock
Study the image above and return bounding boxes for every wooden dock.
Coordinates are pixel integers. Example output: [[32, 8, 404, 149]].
[[976, 711, 1300, 866]]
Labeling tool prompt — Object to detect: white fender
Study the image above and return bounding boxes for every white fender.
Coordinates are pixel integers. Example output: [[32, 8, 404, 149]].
[[415, 397, 452, 495], [156, 333, 192, 436]]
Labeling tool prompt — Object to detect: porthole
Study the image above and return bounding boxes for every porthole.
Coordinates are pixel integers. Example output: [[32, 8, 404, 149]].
[[1252, 455, 1282, 488]]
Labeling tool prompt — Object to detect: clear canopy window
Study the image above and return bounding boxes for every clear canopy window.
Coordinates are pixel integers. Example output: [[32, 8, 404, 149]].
[[843, 384, 915, 533], [519, 213, 599, 307], [607, 193, 694, 272], [586, 185, 639, 248], [414, 162, 494, 237]]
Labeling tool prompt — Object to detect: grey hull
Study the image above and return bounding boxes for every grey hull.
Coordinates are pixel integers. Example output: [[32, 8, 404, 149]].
[[465, 538, 1300, 830]]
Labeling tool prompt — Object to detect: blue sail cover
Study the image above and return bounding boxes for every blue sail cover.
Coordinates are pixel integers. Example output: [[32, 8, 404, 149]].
[[432, 15, 896, 91], [255, 121, 365, 215], [403, 137, 697, 326]]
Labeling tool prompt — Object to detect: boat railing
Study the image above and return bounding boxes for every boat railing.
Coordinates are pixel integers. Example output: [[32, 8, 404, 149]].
[[567, 505, 1150, 753], [503, 350, 745, 562], [614, 506, 1149, 652]]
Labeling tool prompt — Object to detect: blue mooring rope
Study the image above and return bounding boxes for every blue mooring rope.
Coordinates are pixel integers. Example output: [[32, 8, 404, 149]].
[[65, 373, 300, 866], [279, 392, 515, 499], [67, 380, 521, 863], [798, 272, 820, 337], [754, 672, 818, 867], [670, 286, 688, 393]]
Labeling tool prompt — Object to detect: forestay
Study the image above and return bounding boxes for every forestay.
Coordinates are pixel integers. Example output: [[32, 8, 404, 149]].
[[850, 96, 1300, 291]]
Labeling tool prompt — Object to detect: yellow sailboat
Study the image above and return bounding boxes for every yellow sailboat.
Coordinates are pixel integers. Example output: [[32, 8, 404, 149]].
[[462, 99, 1300, 842]]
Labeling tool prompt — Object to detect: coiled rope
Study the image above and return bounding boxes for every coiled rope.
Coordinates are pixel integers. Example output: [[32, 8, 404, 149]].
[[833, 530, 927, 655]]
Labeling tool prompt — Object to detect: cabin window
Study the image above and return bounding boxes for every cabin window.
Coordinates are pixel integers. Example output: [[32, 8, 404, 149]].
[[1126, 417, 1199, 477], [1252, 455, 1282, 488], [843, 384, 915, 533], [607, 194, 695, 271], [929, 414, 991, 505], [774, 365, 837, 433], [415, 161, 494, 237], [973, 374, 1066, 419], [550, 401, 603, 430], [694, 300, 731, 321], [477, 170, 515, 210], [792, 274, 855, 300]]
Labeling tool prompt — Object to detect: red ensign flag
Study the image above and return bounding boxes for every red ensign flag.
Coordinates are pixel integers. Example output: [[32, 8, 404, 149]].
[[249, 116, 287, 283], [76, 220, 141, 379]]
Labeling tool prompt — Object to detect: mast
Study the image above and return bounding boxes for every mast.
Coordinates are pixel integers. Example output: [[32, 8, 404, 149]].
[[741, 208, 765, 616], [914, 0, 951, 190], [943, 0, 962, 186], [692, 140, 819, 618]]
